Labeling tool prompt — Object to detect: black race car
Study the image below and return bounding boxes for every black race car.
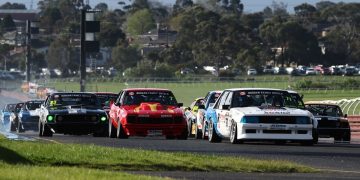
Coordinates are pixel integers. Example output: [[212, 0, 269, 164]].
[[38, 92, 108, 137], [305, 103, 351, 142]]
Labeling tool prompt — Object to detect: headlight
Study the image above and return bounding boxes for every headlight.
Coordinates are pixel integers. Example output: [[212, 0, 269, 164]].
[[100, 116, 107, 122], [47, 115, 54, 122], [241, 116, 259, 123], [296, 116, 310, 124]]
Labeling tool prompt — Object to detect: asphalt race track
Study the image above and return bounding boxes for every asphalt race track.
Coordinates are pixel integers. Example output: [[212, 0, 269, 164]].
[[2, 92, 360, 179]]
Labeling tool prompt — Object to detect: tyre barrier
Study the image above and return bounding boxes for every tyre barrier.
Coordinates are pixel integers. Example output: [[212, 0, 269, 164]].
[[348, 116, 360, 139]]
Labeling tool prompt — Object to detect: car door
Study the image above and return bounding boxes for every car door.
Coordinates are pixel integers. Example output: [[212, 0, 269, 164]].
[[218, 92, 233, 136], [215, 91, 229, 135]]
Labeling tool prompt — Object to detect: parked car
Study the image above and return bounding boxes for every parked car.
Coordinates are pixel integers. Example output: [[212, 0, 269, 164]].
[[305, 103, 350, 142], [305, 68, 317, 75], [17, 100, 44, 132], [344, 67, 356, 76], [263, 66, 274, 74], [109, 88, 187, 139], [247, 69, 257, 75], [38, 93, 108, 137], [204, 88, 315, 145]]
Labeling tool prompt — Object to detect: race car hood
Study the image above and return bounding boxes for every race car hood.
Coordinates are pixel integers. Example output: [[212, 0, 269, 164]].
[[48, 108, 105, 115], [231, 106, 311, 116], [313, 115, 343, 121], [123, 102, 183, 115]]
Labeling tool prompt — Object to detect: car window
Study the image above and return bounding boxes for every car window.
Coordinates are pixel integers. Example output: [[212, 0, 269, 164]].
[[215, 91, 229, 109], [224, 92, 233, 106], [123, 91, 178, 106]]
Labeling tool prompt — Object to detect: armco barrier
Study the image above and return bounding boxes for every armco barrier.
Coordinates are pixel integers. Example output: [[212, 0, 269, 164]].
[[348, 116, 360, 139]]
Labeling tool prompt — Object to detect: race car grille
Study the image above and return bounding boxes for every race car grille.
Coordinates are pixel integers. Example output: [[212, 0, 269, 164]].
[[126, 115, 183, 124], [259, 116, 297, 124], [318, 120, 338, 128], [30, 116, 39, 122], [263, 130, 292, 134], [56, 115, 98, 123]]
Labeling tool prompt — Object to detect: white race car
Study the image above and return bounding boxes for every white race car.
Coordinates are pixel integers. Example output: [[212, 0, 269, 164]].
[[205, 88, 316, 145]]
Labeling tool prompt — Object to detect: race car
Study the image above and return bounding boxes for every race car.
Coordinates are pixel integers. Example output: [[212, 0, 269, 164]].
[[185, 91, 222, 139], [10, 102, 24, 131], [305, 102, 350, 142], [17, 100, 44, 132], [204, 88, 315, 145], [38, 92, 108, 137], [0, 103, 16, 131], [184, 97, 204, 137], [109, 88, 187, 139], [94, 92, 118, 116]]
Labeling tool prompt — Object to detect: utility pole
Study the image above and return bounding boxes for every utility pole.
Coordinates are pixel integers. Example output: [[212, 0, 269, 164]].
[[80, 9, 86, 92], [26, 20, 31, 82]]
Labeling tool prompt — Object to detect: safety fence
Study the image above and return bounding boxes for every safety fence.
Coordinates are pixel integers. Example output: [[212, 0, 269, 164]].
[[348, 116, 360, 138]]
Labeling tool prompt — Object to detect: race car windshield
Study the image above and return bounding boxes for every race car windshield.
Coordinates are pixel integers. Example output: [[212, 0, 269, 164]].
[[49, 94, 100, 108], [96, 95, 118, 106], [306, 105, 343, 117], [4, 104, 16, 112], [123, 91, 178, 106], [209, 93, 221, 104], [232, 91, 295, 108], [26, 102, 42, 110]]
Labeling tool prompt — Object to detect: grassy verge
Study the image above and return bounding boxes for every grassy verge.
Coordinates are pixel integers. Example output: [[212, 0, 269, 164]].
[[0, 137, 316, 174]]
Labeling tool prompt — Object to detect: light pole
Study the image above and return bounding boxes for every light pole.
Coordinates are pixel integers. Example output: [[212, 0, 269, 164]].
[[1, 54, 8, 71]]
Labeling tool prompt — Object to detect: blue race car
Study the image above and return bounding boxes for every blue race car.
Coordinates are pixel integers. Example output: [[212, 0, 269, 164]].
[[0, 103, 17, 131], [17, 100, 44, 132]]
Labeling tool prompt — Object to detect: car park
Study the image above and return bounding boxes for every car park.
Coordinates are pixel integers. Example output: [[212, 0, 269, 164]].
[[38, 92, 108, 137], [204, 88, 315, 145], [0, 103, 16, 130], [17, 100, 44, 132], [305, 68, 316, 75], [247, 69, 257, 75], [305, 102, 350, 142], [109, 88, 187, 139]]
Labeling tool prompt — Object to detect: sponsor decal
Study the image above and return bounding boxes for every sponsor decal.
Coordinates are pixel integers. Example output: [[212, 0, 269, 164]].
[[161, 114, 172, 118], [247, 91, 284, 95], [135, 91, 170, 95], [264, 109, 290, 115], [270, 124, 286, 129]]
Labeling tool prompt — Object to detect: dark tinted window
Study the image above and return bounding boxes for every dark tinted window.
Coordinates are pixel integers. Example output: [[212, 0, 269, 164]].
[[123, 91, 178, 106]]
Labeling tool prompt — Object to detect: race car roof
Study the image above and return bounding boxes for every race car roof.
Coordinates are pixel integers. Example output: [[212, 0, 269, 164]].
[[92, 92, 117, 95], [123, 88, 170, 91], [223, 88, 286, 92]]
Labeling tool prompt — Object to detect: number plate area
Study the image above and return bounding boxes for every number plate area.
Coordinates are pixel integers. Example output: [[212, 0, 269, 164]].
[[147, 130, 163, 136], [270, 124, 287, 130]]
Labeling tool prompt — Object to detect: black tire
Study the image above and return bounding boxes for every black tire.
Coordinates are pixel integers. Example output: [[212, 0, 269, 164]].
[[229, 121, 240, 144], [42, 123, 53, 137], [166, 135, 175, 139], [194, 125, 202, 139], [10, 121, 17, 132], [17, 121, 25, 133], [201, 121, 207, 140], [208, 120, 221, 143], [342, 130, 351, 142], [301, 140, 314, 146], [312, 128, 319, 144], [116, 119, 128, 139], [38, 122, 43, 137], [108, 120, 117, 138], [177, 128, 188, 140]]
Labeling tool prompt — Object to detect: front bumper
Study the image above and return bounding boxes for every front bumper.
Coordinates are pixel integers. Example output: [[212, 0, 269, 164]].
[[124, 124, 187, 136], [47, 122, 107, 134]]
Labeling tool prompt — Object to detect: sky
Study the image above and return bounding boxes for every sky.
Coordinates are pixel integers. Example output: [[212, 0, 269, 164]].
[[0, 0, 359, 13]]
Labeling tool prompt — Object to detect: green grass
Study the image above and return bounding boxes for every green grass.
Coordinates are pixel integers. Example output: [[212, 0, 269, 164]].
[[0, 163, 165, 180], [45, 75, 360, 106], [0, 137, 316, 174]]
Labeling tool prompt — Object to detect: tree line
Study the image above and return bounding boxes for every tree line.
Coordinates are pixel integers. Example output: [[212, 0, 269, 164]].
[[0, 0, 359, 78]]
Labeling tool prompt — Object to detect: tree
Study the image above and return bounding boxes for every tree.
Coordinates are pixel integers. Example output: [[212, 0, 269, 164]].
[[95, 3, 108, 12], [99, 21, 126, 47], [173, 0, 193, 14], [316, 1, 336, 11], [111, 45, 141, 71], [0, 15, 16, 32], [40, 7, 62, 33], [271, 1, 288, 17], [0, 2, 26, 9], [126, 9, 155, 36], [294, 3, 317, 18]]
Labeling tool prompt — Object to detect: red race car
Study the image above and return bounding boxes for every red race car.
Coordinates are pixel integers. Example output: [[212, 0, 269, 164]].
[[109, 88, 187, 139]]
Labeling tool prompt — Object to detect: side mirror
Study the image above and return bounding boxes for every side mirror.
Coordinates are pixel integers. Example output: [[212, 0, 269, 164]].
[[344, 114, 347, 118], [198, 105, 205, 109], [177, 103, 183, 107], [222, 105, 230, 110]]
